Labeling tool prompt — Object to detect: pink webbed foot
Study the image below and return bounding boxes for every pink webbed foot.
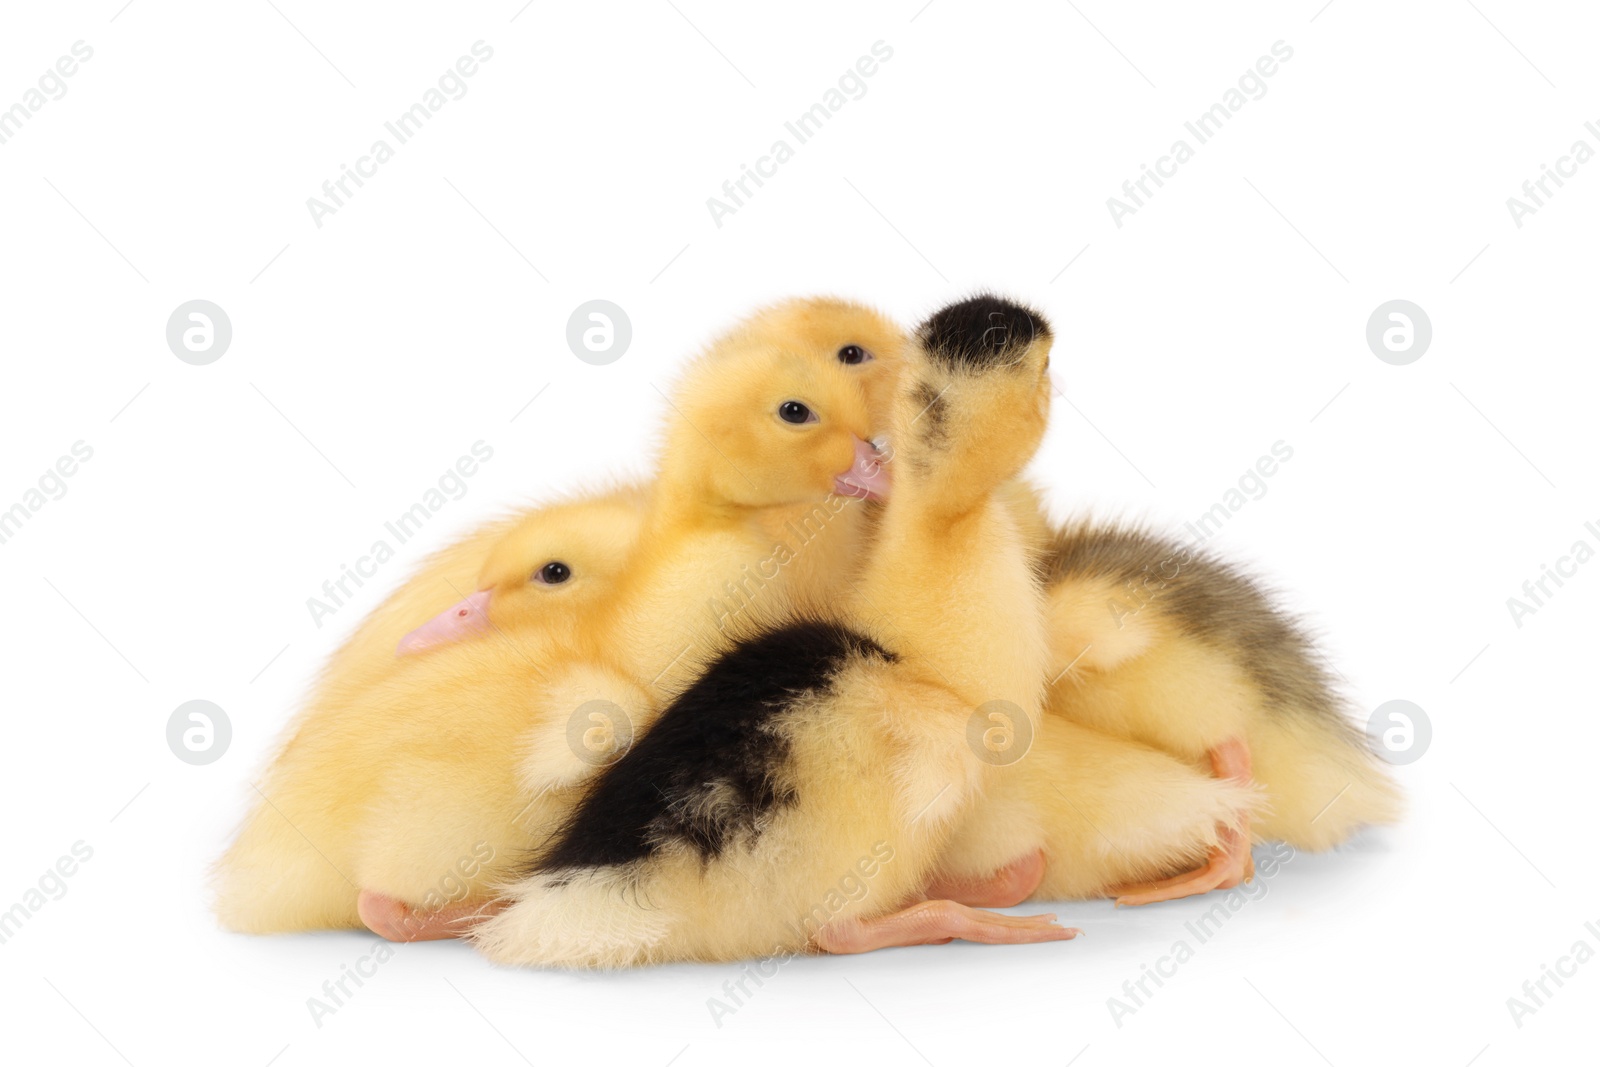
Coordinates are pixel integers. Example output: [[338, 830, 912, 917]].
[[813, 897, 1079, 954], [1114, 736, 1256, 906], [358, 890, 506, 942]]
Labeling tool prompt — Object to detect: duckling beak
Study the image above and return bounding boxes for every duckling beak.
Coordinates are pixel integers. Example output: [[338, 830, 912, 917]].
[[396, 589, 493, 656], [833, 436, 891, 502]]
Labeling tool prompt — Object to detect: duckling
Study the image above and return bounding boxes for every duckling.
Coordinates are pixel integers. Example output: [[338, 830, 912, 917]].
[[594, 297, 900, 696], [471, 295, 1080, 968], [1039, 521, 1402, 903], [215, 298, 903, 934], [212, 493, 649, 934]]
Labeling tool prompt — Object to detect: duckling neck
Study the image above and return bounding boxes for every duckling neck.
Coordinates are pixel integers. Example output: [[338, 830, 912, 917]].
[[858, 491, 1048, 715]]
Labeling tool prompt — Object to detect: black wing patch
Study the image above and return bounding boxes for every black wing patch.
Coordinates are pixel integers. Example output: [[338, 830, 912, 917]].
[[533, 620, 894, 875]]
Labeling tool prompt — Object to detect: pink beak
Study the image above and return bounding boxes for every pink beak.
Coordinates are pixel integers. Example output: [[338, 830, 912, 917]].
[[396, 589, 493, 656], [833, 436, 892, 502]]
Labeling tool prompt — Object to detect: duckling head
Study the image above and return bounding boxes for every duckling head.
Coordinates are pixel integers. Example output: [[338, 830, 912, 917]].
[[742, 297, 908, 427], [888, 294, 1056, 500], [396, 491, 643, 656], [660, 297, 905, 512]]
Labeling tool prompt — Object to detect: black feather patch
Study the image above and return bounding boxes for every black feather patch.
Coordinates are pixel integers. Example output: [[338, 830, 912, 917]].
[[916, 294, 1051, 370], [533, 621, 894, 875]]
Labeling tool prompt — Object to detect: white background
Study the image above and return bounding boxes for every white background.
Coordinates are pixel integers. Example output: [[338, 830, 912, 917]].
[[1, 1, 1596, 1064]]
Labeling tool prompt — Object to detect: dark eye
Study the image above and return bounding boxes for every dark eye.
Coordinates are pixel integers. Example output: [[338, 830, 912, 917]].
[[534, 561, 571, 584], [838, 344, 871, 365], [778, 400, 816, 425]]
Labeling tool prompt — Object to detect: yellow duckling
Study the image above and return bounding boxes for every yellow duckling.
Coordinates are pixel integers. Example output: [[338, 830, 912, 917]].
[[472, 296, 1079, 967], [1039, 521, 1403, 903], [589, 297, 899, 695], [212, 493, 648, 933]]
